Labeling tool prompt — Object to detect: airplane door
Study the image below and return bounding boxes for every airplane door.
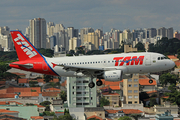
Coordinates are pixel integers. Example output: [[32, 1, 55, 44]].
[[145, 54, 151, 65]]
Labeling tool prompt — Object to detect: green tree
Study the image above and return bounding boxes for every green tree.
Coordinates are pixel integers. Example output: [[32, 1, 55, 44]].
[[149, 98, 157, 107], [130, 114, 141, 120], [44, 74, 53, 83], [56, 113, 74, 120], [40, 101, 51, 111], [135, 42, 145, 52], [118, 116, 132, 120], [100, 97, 110, 107], [159, 73, 178, 87], [60, 91, 67, 102], [163, 84, 180, 106], [43, 111, 55, 116]]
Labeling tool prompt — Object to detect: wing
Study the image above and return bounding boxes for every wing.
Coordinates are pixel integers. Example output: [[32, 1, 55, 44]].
[[52, 62, 105, 76]]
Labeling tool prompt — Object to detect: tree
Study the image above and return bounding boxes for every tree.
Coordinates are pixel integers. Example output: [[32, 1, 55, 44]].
[[159, 73, 178, 87], [118, 116, 132, 120], [100, 97, 110, 107], [130, 114, 141, 120], [135, 42, 145, 52], [149, 98, 157, 107], [60, 91, 67, 102], [56, 113, 74, 120], [163, 84, 180, 106], [40, 101, 51, 111], [43, 111, 55, 116], [44, 74, 53, 83]]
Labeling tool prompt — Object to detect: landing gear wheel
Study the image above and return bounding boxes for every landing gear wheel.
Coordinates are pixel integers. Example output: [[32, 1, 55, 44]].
[[149, 79, 153, 84], [89, 82, 95, 88], [96, 80, 102, 86]]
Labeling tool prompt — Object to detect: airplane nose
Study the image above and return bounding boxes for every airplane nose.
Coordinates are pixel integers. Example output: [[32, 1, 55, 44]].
[[169, 60, 175, 69]]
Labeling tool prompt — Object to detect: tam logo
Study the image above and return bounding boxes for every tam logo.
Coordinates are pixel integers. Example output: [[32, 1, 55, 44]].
[[14, 34, 37, 58], [113, 56, 144, 66]]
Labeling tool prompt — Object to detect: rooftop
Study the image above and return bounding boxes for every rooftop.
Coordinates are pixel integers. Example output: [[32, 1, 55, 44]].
[[106, 109, 143, 114], [139, 79, 157, 86]]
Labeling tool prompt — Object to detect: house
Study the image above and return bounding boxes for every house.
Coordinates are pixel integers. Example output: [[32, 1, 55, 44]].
[[105, 109, 143, 120], [39, 91, 60, 102], [87, 115, 103, 120], [55, 111, 64, 117], [50, 99, 64, 112], [0, 114, 26, 120], [11, 72, 26, 78], [37, 79, 45, 86], [34, 104, 45, 113], [139, 78, 157, 92], [174, 60, 180, 68], [84, 107, 105, 120], [167, 55, 179, 62], [102, 92, 120, 107], [19, 92, 39, 100], [0, 109, 19, 117], [18, 78, 29, 87], [30, 116, 44, 120], [44, 87, 61, 92]]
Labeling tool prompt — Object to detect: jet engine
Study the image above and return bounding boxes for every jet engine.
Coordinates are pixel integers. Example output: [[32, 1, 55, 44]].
[[103, 70, 123, 81]]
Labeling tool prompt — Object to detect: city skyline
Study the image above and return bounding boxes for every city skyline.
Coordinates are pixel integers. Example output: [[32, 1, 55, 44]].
[[1, 0, 180, 33]]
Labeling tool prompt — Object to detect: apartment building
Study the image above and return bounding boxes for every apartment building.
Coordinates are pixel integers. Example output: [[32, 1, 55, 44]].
[[123, 74, 139, 104], [67, 77, 97, 107]]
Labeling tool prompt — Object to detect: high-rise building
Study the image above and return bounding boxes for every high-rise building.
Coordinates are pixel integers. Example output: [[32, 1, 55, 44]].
[[174, 31, 180, 40], [166, 27, 173, 39], [67, 77, 97, 108], [145, 28, 157, 39], [80, 28, 94, 45], [47, 22, 55, 37], [67, 27, 74, 39], [119, 29, 131, 44], [29, 18, 46, 48], [54, 24, 65, 33], [157, 27, 166, 38], [83, 32, 99, 49], [69, 37, 81, 51], [0, 26, 13, 51]]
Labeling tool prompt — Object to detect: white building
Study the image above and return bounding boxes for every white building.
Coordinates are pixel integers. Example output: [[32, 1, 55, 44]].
[[29, 18, 46, 48]]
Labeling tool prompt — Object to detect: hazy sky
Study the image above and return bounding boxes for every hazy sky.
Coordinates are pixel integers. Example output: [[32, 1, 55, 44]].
[[1, 0, 180, 33]]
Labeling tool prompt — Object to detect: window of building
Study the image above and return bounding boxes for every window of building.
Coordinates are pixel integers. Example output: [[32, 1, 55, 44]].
[[128, 84, 132, 87], [128, 101, 132, 104], [128, 79, 132, 82], [134, 95, 138, 98], [134, 101, 138, 103], [134, 90, 138, 93], [134, 79, 138, 82], [76, 92, 81, 94], [114, 102, 116, 104], [107, 97, 109, 99], [128, 96, 132, 99], [128, 90, 132, 93], [134, 84, 138, 87]]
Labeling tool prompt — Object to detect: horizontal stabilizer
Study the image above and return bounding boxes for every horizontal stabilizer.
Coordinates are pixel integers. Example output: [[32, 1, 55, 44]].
[[10, 63, 33, 69]]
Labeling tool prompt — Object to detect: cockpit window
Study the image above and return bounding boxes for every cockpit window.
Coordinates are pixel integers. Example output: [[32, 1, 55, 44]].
[[158, 57, 160, 60], [161, 57, 164, 60]]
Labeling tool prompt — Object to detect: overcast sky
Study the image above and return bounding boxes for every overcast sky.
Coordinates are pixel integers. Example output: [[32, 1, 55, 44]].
[[1, 0, 180, 33]]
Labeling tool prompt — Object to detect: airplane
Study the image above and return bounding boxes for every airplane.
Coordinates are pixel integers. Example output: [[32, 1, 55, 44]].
[[9, 30, 175, 88]]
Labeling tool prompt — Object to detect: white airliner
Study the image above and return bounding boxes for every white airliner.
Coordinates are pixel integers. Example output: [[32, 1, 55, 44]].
[[9, 31, 175, 88]]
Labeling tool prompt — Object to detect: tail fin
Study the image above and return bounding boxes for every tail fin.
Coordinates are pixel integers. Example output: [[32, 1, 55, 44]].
[[10, 31, 43, 61]]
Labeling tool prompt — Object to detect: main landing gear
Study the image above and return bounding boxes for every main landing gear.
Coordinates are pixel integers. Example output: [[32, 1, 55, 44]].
[[147, 73, 153, 84], [88, 77, 103, 88]]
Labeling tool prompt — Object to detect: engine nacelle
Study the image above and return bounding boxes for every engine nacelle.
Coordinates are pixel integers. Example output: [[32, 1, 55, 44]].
[[103, 70, 123, 81]]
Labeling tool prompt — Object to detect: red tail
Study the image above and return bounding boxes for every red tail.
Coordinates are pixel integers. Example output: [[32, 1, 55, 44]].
[[10, 31, 42, 61]]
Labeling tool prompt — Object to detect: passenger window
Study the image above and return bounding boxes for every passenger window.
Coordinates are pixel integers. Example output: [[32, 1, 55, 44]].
[[108, 61, 110, 63], [69, 63, 71, 65], [98, 61, 100, 63]]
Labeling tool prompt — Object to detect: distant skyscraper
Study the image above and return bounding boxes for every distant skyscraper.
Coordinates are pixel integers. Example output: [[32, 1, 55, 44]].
[[174, 31, 180, 40], [69, 37, 81, 51], [54, 24, 65, 33], [83, 32, 99, 49], [80, 28, 94, 45], [145, 28, 157, 39], [166, 27, 173, 39], [29, 18, 46, 48], [47, 22, 55, 37], [157, 27, 166, 38], [0, 26, 13, 51], [67, 27, 74, 39]]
